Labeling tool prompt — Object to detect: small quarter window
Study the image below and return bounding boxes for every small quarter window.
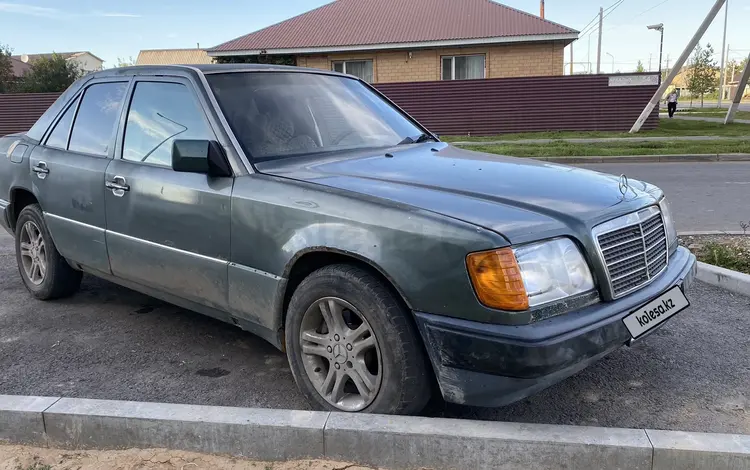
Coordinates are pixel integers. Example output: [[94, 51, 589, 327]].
[[45, 96, 79, 150]]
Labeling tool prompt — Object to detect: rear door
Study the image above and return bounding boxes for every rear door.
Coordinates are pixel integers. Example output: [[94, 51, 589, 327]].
[[103, 77, 233, 310], [28, 79, 129, 273]]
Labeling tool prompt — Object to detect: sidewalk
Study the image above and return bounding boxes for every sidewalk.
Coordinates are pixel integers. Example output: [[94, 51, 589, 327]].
[[663, 114, 750, 125], [2, 395, 749, 470], [452, 134, 749, 146]]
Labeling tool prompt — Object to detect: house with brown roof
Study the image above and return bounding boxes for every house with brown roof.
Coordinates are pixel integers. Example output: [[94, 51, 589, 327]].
[[136, 48, 214, 66], [12, 52, 104, 73], [10, 57, 31, 77], [208, 0, 578, 84]]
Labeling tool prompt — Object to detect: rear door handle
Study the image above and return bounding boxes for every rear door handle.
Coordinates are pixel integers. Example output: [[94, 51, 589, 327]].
[[105, 175, 130, 197], [32, 161, 49, 179]]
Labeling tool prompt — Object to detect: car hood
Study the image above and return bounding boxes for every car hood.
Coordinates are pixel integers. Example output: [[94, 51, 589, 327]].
[[256, 143, 662, 243]]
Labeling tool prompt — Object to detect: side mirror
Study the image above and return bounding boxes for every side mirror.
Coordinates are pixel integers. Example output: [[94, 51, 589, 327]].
[[172, 140, 232, 177]]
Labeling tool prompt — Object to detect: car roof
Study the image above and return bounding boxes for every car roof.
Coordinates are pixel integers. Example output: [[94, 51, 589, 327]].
[[91, 63, 349, 78]]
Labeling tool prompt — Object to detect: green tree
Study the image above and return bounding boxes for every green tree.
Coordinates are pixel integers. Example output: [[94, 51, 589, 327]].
[[115, 56, 136, 68], [686, 43, 718, 107], [16, 53, 83, 93], [0, 43, 14, 93], [635, 60, 646, 73]]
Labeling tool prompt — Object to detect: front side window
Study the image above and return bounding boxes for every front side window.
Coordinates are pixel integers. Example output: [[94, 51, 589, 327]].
[[69, 82, 128, 156], [122, 82, 213, 167], [207, 72, 425, 161], [332, 60, 374, 83], [441, 55, 486, 80], [45, 96, 79, 150]]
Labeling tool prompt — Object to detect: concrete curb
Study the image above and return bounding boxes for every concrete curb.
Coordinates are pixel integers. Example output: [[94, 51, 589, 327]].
[[679, 231, 748, 236], [541, 154, 750, 164], [696, 261, 750, 297], [2, 395, 749, 469]]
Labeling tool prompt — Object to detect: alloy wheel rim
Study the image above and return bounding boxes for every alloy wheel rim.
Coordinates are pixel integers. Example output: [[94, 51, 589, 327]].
[[299, 297, 382, 412], [19, 221, 46, 286]]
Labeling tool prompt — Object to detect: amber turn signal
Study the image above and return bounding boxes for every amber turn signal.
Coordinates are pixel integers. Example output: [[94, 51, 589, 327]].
[[466, 248, 529, 311]]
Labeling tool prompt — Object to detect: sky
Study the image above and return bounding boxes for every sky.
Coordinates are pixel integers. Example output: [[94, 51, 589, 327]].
[[1, 0, 748, 73]]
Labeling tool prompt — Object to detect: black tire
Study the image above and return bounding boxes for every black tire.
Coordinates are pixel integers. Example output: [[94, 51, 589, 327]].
[[285, 264, 431, 415], [15, 204, 82, 300]]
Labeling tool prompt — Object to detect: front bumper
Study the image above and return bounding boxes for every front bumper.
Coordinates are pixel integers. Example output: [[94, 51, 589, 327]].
[[415, 246, 697, 407]]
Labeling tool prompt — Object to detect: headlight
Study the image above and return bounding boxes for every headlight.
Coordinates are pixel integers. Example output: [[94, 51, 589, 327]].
[[466, 238, 595, 311], [658, 197, 678, 249]]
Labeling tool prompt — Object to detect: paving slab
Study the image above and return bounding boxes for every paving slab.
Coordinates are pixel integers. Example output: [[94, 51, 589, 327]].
[[325, 413, 653, 470], [648, 429, 750, 470], [43, 398, 328, 461], [0, 395, 60, 445]]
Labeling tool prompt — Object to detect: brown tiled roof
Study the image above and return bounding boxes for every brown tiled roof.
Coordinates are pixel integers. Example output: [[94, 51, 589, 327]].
[[10, 57, 31, 77], [12, 51, 104, 63], [136, 49, 214, 65], [211, 0, 577, 54]]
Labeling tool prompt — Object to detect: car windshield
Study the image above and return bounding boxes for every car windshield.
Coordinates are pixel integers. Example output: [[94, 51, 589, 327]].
[[206, 72, 425, 161]]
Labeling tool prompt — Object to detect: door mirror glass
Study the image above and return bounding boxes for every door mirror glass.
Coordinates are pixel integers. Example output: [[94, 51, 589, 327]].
[[172, 139, 231, 177]]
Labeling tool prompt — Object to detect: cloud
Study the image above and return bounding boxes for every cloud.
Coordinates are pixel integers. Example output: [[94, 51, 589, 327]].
[[0, 2, 59, 17], [0, 3, 140, 18], [167, 33, 179, 39], [94, 11, 141, 18]]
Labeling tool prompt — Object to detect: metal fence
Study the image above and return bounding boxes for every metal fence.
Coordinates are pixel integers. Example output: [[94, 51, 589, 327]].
[[0, 93, 61, 137], [374, 73, 660, 136], [0, 73, 659, 138]]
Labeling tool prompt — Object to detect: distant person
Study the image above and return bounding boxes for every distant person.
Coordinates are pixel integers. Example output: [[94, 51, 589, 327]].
[[667, 91, 678, 118]]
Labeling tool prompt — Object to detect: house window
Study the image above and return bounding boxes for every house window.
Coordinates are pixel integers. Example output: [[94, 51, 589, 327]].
[[332, 60, 374, 83], [441, 55, 486, 80]]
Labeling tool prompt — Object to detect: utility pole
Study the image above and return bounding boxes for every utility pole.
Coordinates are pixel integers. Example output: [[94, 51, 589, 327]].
[[718, 0, 729, 107], [630, 0, 727, 133], [596, 7, 604, 74], [649, 54, 653, 72]]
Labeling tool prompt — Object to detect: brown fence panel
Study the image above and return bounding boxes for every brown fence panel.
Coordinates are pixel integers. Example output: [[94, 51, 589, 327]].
[[0, 92, 61, 137], [375, 74, 660, 136], [1, 74, 659, 138]]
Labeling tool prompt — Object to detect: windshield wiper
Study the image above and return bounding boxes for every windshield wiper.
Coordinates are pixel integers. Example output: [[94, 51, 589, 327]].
[[397, 133, 437, 145]]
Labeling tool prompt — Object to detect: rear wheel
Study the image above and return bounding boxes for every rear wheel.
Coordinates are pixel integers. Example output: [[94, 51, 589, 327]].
[[285, 264, 431, 414], [15, 204, 82, 300]]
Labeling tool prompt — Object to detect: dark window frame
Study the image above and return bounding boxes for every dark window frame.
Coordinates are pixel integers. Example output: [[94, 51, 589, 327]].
[[116, 76, 220, 170]]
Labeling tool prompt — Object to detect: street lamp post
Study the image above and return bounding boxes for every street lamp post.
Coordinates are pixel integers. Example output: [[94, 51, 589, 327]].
[[606, 52, 615, 73], [647, 23, 665, 82]]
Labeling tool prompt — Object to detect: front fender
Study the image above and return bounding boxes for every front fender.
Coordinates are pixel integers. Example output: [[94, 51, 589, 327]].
[[230, 174, 516, 331]]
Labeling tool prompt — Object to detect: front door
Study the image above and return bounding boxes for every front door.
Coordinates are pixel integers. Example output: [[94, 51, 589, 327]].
[[29, 80, 129, 273], [103, 78, 232, 310]]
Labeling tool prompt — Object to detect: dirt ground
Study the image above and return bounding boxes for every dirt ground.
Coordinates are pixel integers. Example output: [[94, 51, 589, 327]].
[[0, 445, 378, 470]]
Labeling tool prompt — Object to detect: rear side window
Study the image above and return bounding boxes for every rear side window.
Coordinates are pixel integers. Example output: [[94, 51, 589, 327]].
[[122, 81, 213, 167], [69, 82, 128, 156], [45, 96, 79, 150]]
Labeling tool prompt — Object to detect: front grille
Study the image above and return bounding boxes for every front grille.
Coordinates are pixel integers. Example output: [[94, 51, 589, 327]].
[[595, 207, 668, 298]]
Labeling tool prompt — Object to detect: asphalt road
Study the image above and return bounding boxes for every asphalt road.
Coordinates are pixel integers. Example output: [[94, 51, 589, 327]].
[[576, 162, 750, 233], [0, 231, 748, 433]]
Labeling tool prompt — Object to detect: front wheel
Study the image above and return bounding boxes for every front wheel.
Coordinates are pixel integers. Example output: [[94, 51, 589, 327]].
[[15, 204, 82, 300], [285, 264, 431, 414]]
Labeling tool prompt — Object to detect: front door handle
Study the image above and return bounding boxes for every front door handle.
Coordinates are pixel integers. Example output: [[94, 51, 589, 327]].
[[32, 161, 49, 179], [105, 175, 130, 197]]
